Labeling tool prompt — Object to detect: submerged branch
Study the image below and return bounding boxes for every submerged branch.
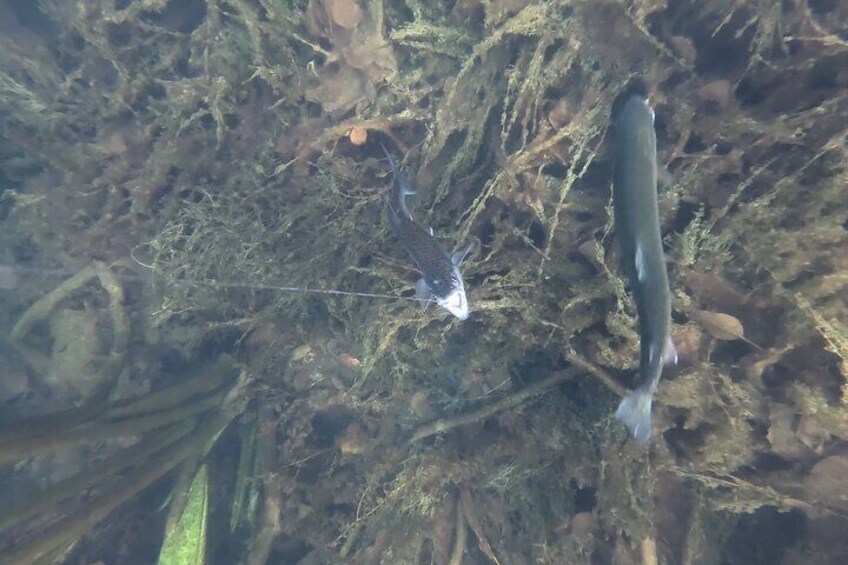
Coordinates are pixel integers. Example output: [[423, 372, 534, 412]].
[[410, 368, 578, 443], [564, 349, 628, 398]]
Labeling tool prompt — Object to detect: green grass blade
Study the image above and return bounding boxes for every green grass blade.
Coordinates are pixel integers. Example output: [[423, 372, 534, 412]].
[[158, 464, 209, 565]]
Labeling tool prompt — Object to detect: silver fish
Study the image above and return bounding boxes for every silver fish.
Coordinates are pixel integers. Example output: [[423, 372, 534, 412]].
[[382, 145, 470, 320], [612, 95, 677, 443]]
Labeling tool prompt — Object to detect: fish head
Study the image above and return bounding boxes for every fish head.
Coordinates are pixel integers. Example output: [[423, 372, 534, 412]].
[[434, 267, 469, 320]]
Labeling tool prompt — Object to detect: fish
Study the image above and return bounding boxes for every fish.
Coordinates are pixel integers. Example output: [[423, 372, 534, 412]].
[[381, 144, 470, 320], [612, 95, 677, 443]]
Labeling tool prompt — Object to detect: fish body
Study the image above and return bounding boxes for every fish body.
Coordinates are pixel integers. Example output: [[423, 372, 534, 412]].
[[382, 146, 469, 320], [612, 95, 677, 442]]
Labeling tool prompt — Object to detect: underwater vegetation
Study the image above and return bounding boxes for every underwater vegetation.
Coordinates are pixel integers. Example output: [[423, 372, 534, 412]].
[[1, 0, 847, 563]]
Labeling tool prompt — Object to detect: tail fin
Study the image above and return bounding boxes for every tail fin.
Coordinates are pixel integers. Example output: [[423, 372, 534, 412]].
[[615, 384, 654, 443]]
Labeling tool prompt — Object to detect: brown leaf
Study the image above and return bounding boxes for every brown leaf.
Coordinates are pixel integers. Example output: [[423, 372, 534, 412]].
[[570, 512, 595, 548], [460, 488, 500, 565], [795, 415, 830, 453], [741, 345, 792, 380], [348, 125, 368, 146], [432, 494, 456, 565], [577, 239, 605, 273], [327, 0, 363, 29], [673, 323, 704, 365], [697, 79, 733, 108], [306, 63, 374, 116], [681, 270, 750, 311], [305, 0, 396, 115], [689, 309, 745, 341]]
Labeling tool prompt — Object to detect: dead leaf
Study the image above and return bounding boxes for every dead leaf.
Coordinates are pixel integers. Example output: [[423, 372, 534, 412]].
[[681, 270, 750, 311], [337, 352, 362, 367], [796, 415, 830, 453], [577, 239, 605, 273], [304, 0, 396, 115], [460, 488, 500, 565], [348, 125, 368, 145], [689, 310, 744, 340], [547, 97, 575, 130], [741, 345, 793, 380], [343, 35, 397, 84], [327, 0, 363, 30], [570, 512, 594, 549], [306, 63, 374, 116], [667, 35, 696, 64], [336, 422, 372, 455], [432, 494, 456, 565], [803, 455, 848, 511], [689, 309, 760, 348], [697, 79, 733, 108], [767, 402, 809, 460], [641, 537, 658, 565], [481, 0, 532, 27], [613, 536, 640, 565], [673, 323, 704, 365]]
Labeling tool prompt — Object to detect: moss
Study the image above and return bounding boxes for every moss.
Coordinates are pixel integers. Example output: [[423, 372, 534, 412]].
[[791, 383, 848, 441], [669, 206, 732, 268]]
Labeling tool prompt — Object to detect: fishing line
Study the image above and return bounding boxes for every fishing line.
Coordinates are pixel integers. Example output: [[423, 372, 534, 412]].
[[0, 263, 420, 302]]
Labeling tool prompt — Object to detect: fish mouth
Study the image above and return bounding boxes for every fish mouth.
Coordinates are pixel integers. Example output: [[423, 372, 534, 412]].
[[438, 288, 469, 320]]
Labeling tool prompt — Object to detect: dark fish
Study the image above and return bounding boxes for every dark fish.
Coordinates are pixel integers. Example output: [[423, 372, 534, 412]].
[[382, 145, 470, 320], [612, 95, 677, 442]]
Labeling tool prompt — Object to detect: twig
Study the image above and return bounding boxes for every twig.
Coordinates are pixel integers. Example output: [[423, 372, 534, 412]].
[[460, 488, 500, 565], [448, 503, 467, 565], [410, 369, 578, 443], [641, 537, 658, 565], [246, 400, 283, 565], [10, 266, 98, 341], [564, 349, 628, 398], [80, 261, 132, 405]]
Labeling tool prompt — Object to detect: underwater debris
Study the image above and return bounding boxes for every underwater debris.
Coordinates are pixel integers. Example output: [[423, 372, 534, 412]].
[[305, 0, 397, 116], [348, 124, 368, 145], [803, 455, 848, 513], [688, 308, 760, 349]]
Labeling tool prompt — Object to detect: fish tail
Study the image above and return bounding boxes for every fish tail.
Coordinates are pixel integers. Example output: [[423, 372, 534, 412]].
[[615, 382, 655, 443], [617, 338, 675, 443]]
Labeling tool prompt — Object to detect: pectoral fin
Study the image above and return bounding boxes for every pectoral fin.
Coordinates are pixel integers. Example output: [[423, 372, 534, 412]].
[[657, 164, 673, 189], [415, 278, 434, 311], [663, 337, 678, 365], [451, 245, 472, 266]]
